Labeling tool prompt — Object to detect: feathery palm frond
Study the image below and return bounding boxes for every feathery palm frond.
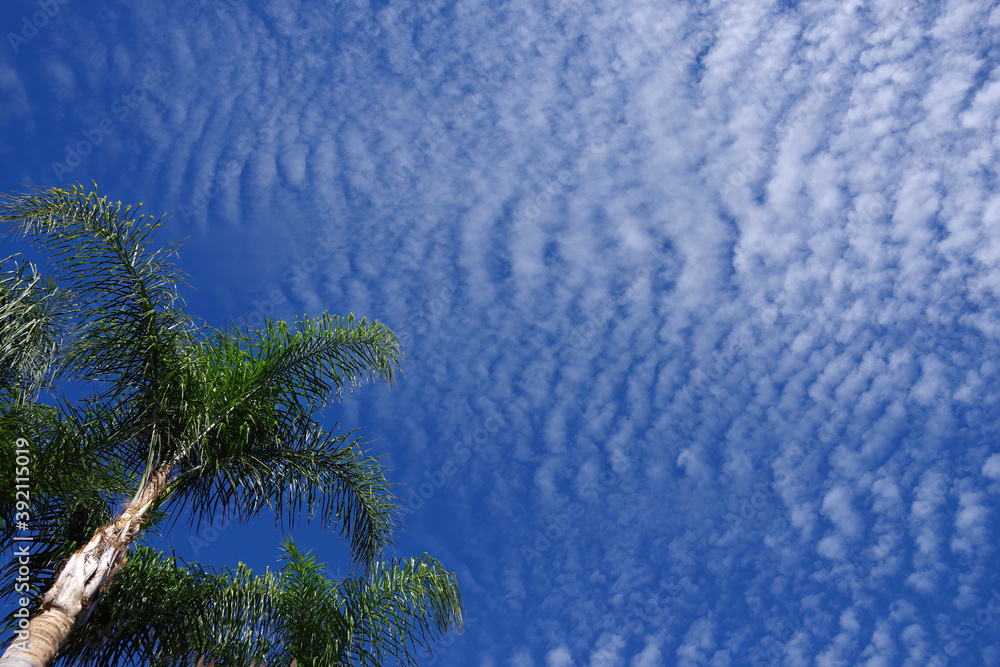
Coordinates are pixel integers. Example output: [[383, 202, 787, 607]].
[[209, 540, 464, 667], [321, 551, 464, 667], [53, 545, 229, 667], [0, 184, 456, 667], [162, 313, 405, 569], [0, 184, 192, 394], [0, 255, 72, 396], [0, 184, 198, 489], [47, 541, 462, 667], [169, 426, 399, 571]]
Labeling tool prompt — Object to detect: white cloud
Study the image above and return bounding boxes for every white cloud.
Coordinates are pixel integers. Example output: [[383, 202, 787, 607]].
[[589, 635, 624, 667], [12, 0, 1000, 664], [983, 454, 1000, 481], [512, 648, 535, 667], [546, 646, 574, 667], [630, 637, 662, 667], [677, 616, 715, 666]]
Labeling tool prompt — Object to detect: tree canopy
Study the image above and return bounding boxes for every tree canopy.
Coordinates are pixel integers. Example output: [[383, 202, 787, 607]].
[[0, 184, 462, 666]]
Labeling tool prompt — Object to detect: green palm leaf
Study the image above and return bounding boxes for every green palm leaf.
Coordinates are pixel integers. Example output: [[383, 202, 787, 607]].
[[54, 545, 229, 667], [165, 313, 405, 569], [47, 541, 463, 667], [0, 184, 456, 667], [0, 255, 72, 396], [170, 427, 399, 571], [0, 184, 192, 400], [0, 398, 134, 601]]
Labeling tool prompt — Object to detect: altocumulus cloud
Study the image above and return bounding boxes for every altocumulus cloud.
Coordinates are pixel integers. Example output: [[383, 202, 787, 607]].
[[3, 0, 1000, 664]]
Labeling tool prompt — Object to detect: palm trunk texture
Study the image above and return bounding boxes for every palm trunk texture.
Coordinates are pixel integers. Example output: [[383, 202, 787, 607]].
[[0, 463, 172, 667]]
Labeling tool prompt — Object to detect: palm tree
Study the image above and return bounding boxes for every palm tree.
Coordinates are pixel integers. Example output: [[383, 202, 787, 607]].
[[1, 251, 135, 651], [0, 184, 462, 666], [55, 539, 462, 667]]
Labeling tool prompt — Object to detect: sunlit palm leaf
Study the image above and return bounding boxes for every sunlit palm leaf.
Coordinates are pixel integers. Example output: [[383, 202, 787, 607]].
[[0, 255, 72, 396], [0, 184, 447, 667], [170, 427, 399, 571], [54, 546, 228, 667], [47, 541, 462, 667], [0, 185, 192, 398], [0, 398, 138, 640]]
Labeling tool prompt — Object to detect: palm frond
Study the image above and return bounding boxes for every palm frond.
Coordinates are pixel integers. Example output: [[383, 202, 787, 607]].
[[207, 312, 404, 420], [0, 255, 73, 395], [159, 313, 406, 569], [331, 551, 464, 667], [198, 540, 463, 667], [0, 184, 195, 410], [38, 539, 463, 667], [170, 423, 399, 571], [0, 184, 186, 322], [0, 398, 137, 626], [53, 546, 228, 667]]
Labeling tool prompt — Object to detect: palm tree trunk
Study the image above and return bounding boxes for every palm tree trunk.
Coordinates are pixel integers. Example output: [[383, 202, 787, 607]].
[[0, 461, 173, 667]]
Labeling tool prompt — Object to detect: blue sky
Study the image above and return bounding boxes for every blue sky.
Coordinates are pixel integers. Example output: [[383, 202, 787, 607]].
[[3, 0, 1000, 665]]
